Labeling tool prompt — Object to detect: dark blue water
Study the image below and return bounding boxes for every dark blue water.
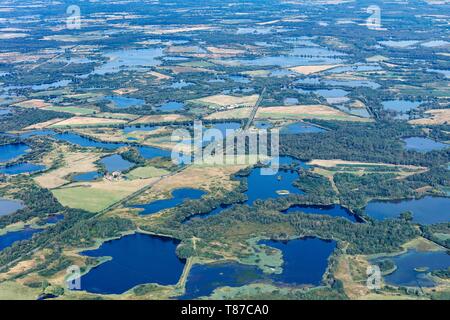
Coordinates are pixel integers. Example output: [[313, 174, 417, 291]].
[[260, 238, 336, 286], [100, 155, 133, 172], [106, 96, 144, 108], [403, 137, 448, 153], [0, 198, 24, 216], [382, 100, 421, 112], [137, 146, 171, 159], [53, 132, 126, 150], [123, 125, 159, 134], [0, 108, 11, 116], [44, 214, 65, 224], [372, 249, 450, 287], [0, 228, 42, 251], [0, 163, 45, 175], [73, 171, 101, 182], [244, 166, 304, 205], [180, 262, 264, 299], [19, 130, 55, 138], [78, 233, 185, 294], [0, 143, 29, 162], [281, 122, 325, 134], [180, 237, 336, 299], [365, 196, 450, 225], [159, 101, 184, 112], [184, 156, 307, 222], [283, 204, 358, 222], [132, 188, 206, 215]]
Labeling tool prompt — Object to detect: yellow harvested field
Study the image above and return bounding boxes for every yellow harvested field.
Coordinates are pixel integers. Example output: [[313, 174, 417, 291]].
[[34, 152, 101, 189], [50, 116, 128, 127], [289, 65, 340, 75], [206, 46, 245, 55], [409, 109, 450, 125], [112, 88, 138, 95], [13, 99, 51, 109], [132, 114, 191, 124], [146, 71, 171, 80], [146, 25, 215, 35], [308, 159, 422, 169], [206, 105, 368, 121], [23, 118, 66, 130], [193, 94, 259, 108], [52, 178, 158, 212]]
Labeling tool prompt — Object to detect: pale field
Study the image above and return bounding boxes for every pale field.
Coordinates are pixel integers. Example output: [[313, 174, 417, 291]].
[[308, 159, 426, 171], [143, 137, 195, 154], [132, 114, 191, 124], [0, 281, 40, 300], [34, 151, 101, 189], [206, 105, 369, 121], [146, 25, 215, 35], [52, 178, 158, 212], [23, 118, 66, 130], [112, 88, 138, 95], [289, 64, 340, 75], [50, 116, 128, 128], [206, 46, 246, 56], [166, 46, 202, 53], [126, 166, 169, 179], [409, 109, 450, 125], [13, 99, 52, 109], [0, 33, 28, 39], [241, 70, 271, 77], [257, 105, 370, 121], [146, 70, 172, 80], [43, 106, 96, 115], [92, 112, 140, 120], [192, 94, 259, 108]]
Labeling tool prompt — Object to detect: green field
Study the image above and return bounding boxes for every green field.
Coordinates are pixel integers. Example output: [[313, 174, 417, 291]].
[[44, 106, 96, 115], [126, 166, 169, 179], [52, 186, 126, 212]]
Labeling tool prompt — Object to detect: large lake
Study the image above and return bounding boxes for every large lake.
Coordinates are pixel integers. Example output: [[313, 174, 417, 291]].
[[0, 198, 24, 216], [132, 188, 206, 216], [365, 196, 450, 225], [78, 233, 185, 294], [0, 143, 29, 163], [403, 137, 448, 153], [372, 249, 450, 287], [0, 228, 42, 251], [180, 237, 336, 299]]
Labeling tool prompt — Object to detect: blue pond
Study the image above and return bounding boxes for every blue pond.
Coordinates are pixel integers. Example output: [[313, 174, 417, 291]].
[[184, 156, 307, 222], [0, 143, 29, 163], [244, 161, 305, 205], [382, 100, 422, 112], [259, 237, 337, 286], [372, 249, 450, 287], [180, 262, 263, 299], [403, 137, 448, 153], [283, 204, 359, 222], [0, 228, 42, 251], [365, 196, 450, 225], [53, 132, 126, 150], [0, 198, 24, 216], [78, 233, 185, 294], [0, 163, 45, 175], [132, 188, 206, 215], [100, 154, 133, 172], [137, 146, 171, 159], [73, 171, 101, 182], [159, 101, 185, 112], [106, 96, 144, 109], [123, 125, 159, 134], [180, 237, 336, 299]]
